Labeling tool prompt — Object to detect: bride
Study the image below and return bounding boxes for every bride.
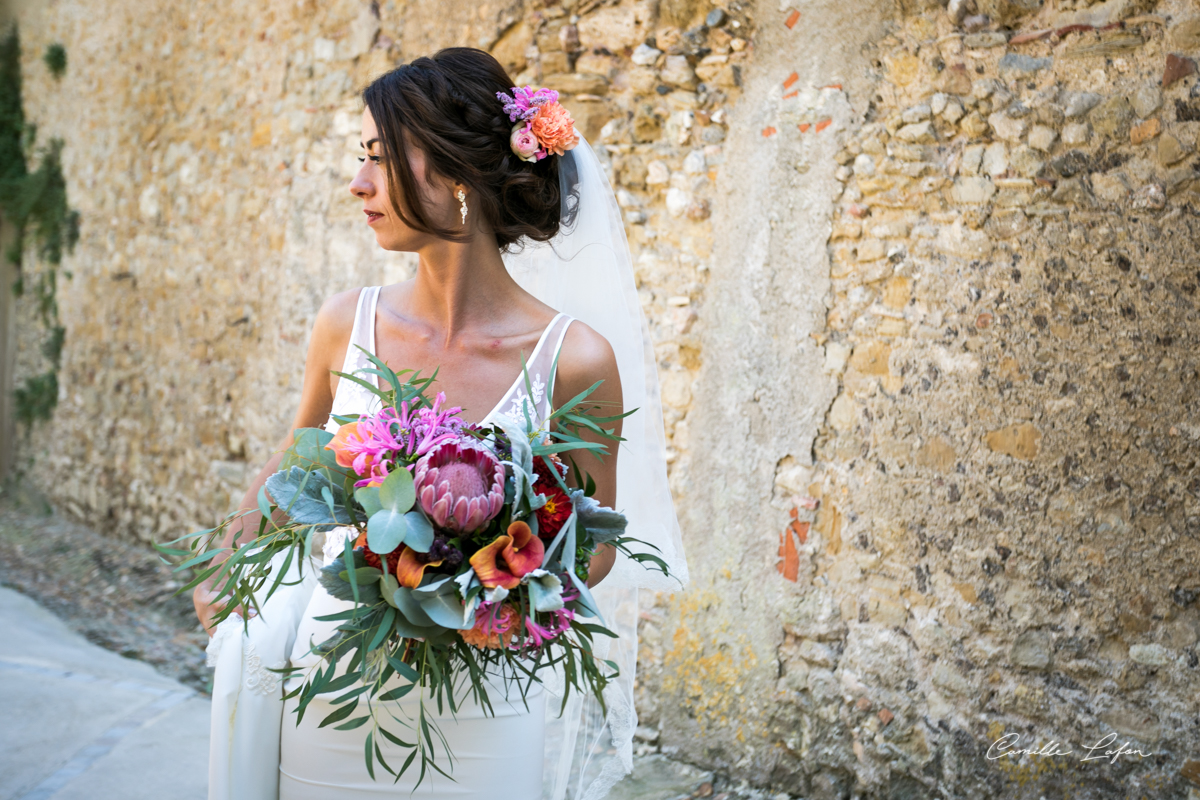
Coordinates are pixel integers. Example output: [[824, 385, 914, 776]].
[[192, 47, 686, 800]]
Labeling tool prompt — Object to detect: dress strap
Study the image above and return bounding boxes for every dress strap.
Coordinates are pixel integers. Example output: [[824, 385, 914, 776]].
[[326, 287, 382, 432], [545, 316, 575, 417]]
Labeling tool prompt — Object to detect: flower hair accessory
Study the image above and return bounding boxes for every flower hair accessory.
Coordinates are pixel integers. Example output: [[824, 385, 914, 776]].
[[496, 85, 580, 163]]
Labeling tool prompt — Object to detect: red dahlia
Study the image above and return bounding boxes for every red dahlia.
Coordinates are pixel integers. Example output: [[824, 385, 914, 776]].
[[532, 455, 572, 541]]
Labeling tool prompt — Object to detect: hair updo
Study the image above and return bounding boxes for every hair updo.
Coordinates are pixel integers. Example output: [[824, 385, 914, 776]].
[[362, 47, 576, 250]]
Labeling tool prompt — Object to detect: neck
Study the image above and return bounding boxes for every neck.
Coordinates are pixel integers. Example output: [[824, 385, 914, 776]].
[[408, 233, 520, 341]]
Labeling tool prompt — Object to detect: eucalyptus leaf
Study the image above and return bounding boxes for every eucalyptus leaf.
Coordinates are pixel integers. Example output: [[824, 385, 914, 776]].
[[418, 593, 473, 630], [379, 468, 416, 514], [392, 587, 436, 627], [355, 486, 383, 517], [410, 575, 455, 600], [367, 508, 408, 555], [380, 574, 400, 608], [403, 511, 434, 554]]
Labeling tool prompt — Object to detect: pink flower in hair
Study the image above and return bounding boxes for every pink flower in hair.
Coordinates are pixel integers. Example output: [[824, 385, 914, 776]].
[[510, 124, 540, 162]]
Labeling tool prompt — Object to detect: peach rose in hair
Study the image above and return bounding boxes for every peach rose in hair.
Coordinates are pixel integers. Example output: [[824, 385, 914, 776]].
[[529, 102, 579, 158]]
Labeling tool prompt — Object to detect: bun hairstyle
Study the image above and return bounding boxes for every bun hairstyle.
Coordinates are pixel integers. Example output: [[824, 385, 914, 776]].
[[362, 47, 576, 250]]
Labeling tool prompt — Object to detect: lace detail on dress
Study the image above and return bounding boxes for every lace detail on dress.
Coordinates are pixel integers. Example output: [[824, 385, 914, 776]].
[[243, 639, 281, 697], [505, 371, 546, 421]]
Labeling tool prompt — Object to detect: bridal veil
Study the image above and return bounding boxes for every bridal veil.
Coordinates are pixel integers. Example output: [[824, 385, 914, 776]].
[[502, 135, 689, 800]]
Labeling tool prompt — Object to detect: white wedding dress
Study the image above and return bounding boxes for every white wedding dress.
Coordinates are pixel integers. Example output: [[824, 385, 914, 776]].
[[279, 285, 573, 798]]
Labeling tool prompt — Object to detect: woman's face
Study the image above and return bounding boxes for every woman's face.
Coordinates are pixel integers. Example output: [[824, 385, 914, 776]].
[[350, 107, 460, 251]]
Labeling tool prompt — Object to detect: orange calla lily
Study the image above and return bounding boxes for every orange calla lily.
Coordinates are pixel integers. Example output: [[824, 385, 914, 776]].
[[396, 545, 444, 589], [326, 421, 364, 469], [469, 521, 545, 590], [503, 521, 544, 577]]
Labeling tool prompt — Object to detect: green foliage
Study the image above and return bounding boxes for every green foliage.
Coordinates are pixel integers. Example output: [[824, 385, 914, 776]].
[[13, 369, 55, 425], [43, 43, 65, 78], [0, 26, 80, 428]]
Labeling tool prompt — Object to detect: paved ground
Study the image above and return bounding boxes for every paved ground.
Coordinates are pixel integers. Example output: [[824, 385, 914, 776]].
[[0, 587, 209, 800]]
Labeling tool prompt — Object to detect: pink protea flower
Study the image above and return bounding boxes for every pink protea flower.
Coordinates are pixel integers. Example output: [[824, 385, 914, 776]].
[[413, 440, 505, 533]]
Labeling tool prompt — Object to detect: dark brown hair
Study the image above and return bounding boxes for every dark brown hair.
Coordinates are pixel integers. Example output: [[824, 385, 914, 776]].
[[362, 47, 571, 250]]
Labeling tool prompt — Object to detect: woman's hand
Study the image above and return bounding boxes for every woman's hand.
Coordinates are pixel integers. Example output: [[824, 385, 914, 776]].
[[193, 578, 256, 637]]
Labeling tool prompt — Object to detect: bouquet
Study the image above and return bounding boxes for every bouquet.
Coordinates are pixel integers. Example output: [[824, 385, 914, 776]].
[[160, 348, 670, 785]]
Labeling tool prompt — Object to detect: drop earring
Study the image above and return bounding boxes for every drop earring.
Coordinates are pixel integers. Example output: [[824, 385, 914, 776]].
[[457, 189, 467, 226]]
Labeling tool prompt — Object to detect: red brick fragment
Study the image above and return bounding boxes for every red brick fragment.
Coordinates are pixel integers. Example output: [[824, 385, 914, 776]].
[[815, 118, 832, 133], [789, 506, 799, 519], [975, 312, 993, 329], [785, 9, 800, 29], [791, 520, 809, 545], [821, 83, 843, 91], [856, 697, 872, 711], [879, 708, 895, 725], [1009, 28, 1052, 44], [798, 122, 811, 133], [783, 71, 799, 89], [782, 90, 798, 99], [762, 126, 777, 137], [1164, 53, 1198, 88], [777, 526, 800, 582]]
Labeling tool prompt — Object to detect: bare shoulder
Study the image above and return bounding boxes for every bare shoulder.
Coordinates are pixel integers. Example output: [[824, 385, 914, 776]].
[[310, 287, 362, 353], [553, 319, 621, 404]]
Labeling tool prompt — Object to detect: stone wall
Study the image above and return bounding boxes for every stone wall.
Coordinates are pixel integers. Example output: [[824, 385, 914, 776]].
[[7, 0, 1200, 797], [640, 0, 1200, 798]]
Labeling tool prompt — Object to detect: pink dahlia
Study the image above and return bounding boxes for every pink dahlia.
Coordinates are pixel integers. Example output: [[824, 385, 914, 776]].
[[413, 441, 505, 533]]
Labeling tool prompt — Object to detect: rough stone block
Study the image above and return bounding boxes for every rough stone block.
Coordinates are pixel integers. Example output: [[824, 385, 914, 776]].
[[1063, 91, 1101, 118], [1131, 85, 1163, 119], [988, 111, 1027, 142], [1090, 95, 1134, 139], [982, 142, 1008, 176], [951, 176, 997, 204], [1011, 629, 1052, 669], [1091, 171, 1130, 202], [1028, 125, 1057, 152], [895, 121, 936, 143], [1130, 118, 1161, 145], [1061, 122, 1089, 146], [1009, 145, 1044, 177], [998, 53, 1051, 76], [1157, 132, 1193, 167]]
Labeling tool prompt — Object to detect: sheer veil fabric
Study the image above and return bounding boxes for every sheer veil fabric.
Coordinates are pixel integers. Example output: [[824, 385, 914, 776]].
[[504, 136, 689, 800]]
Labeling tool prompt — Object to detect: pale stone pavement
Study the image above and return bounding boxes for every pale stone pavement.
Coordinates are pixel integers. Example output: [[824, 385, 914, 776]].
[[0, 585, 724, 800]]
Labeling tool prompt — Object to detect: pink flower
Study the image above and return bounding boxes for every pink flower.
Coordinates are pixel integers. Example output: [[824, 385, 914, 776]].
[[412, 440, 505, 533], [522, 585, 579, 650], [460, 602, 520, 649], [328, 393, 467, 488], [510, 124, 540, 161], [528, 102, 579, 157]]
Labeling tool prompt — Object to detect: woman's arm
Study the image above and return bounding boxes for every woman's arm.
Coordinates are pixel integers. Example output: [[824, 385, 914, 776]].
[[192, 289, 361, 635], [551, 321, 622, 588]]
